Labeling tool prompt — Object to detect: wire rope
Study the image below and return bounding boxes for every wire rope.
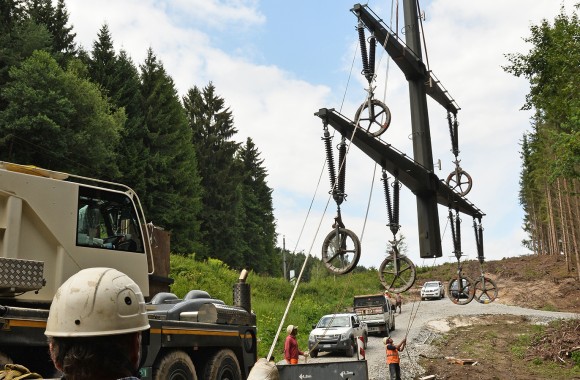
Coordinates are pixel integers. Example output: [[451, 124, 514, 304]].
[[266, 24, 366, 363]]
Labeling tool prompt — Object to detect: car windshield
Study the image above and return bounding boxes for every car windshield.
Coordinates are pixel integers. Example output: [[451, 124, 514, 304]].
[[317, 316, 350, 328], [451, 279, 468, 290], [424, 282, 439, 288]]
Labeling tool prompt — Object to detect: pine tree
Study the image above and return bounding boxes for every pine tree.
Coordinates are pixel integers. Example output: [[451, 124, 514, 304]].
[[183, 83, 242, 267], [25, 0, 76, 60], [237, 137, 278, 274], [139, 48, 202, 254], [86, 25, 147, 195]]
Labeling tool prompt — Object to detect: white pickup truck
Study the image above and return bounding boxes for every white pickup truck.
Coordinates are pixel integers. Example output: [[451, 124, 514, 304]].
[[308, 312, 368, 358], [353, 293, 396, 336]]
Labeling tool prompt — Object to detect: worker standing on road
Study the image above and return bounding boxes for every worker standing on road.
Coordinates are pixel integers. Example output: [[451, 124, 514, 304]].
[[395, 293, 402, 314], [45, 267, 150, 380], [384, 336, 407, 380], [284, 325, 308, 364]]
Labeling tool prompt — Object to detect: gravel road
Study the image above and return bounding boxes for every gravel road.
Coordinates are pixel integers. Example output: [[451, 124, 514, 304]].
[[301, 299, 579, 379]]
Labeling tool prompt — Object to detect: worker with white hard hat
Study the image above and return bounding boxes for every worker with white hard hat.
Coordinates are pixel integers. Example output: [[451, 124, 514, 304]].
[[45, 267, 150, 380], [284, 325, 308, 364], [383, 336, 407, 380]]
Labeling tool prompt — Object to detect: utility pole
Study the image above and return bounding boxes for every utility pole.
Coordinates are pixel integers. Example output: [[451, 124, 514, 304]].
[[402, 0, 441, 258], [283, 235, 287, 281]]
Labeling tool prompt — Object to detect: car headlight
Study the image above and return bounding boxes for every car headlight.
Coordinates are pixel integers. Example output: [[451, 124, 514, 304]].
[[341, 332, 350, 340], [309, 334, 315, 342]]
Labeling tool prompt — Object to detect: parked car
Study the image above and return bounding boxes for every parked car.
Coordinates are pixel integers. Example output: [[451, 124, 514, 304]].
[[420, 281, 445, 300], [449, 278, 470, 298], [308, 313, 368, 358]]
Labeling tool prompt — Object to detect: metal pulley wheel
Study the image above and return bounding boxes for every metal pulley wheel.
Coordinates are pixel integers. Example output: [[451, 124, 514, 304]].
[[446, 169, 473, 196], [447, 275, 476, 305], [473, 276, 498, 304], [321, 228, 361, 275], [378, 252, 416, 293], [354, 99, 391, 137]]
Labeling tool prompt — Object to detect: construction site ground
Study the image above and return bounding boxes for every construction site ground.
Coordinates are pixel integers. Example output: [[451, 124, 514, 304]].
[[414, 254, 579, 379]]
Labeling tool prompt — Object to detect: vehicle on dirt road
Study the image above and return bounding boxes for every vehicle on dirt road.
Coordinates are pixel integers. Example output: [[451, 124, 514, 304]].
[[449, 278, 471, 299], [308, 313, 368, 358], [420, 281, 445, 300], [0, 161, 257, 379], [353, 293, 396, 336]]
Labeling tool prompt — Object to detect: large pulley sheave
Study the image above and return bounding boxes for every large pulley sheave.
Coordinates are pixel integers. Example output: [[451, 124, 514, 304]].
[[445, 112, 472, 196], [378, 171, 416, 293], [320, 125, 362, 275], [473, 218, 498, 303], [447, 209, 475, 305], [354, 24, 391, 137]]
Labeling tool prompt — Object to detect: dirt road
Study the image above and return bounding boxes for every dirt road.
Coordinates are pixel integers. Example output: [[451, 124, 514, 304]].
[[304, 298, 578, 379]]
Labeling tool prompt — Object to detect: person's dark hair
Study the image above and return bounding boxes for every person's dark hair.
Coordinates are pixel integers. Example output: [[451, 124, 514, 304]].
[[48, 333, 137, 380]]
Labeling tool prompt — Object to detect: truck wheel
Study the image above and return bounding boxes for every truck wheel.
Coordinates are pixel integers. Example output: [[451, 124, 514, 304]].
[[154, 350, 197, 380], [346, 338, 355, 357], [310, 349, 318, 358], [203, 349, 242, 380]]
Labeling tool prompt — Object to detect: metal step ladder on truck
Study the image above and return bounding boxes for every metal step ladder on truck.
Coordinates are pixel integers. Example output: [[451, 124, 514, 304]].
[[0, 161, 258, 380]]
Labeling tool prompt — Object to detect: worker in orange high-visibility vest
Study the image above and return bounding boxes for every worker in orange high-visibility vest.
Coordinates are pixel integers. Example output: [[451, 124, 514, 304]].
[[384, 336, 407, 380]]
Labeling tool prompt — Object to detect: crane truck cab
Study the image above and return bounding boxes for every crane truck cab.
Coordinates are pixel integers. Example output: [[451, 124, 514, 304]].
[[0, 162, 258, 379]]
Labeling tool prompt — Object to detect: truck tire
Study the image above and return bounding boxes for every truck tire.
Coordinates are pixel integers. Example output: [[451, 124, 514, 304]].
[[203, 349, 242, 380], [154, 350, 197, 380], [310, 349, 319, 358], [346, 338, 355, 357]]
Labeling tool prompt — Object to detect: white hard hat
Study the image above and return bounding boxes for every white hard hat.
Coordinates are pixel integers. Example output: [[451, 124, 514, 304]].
[[45, 267, 150, 337], [286, 325, 297, 334], [383, 337, 393, 345]]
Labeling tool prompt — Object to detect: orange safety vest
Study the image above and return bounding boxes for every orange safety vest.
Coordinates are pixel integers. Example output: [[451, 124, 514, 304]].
[[386, 347, 400, 364]]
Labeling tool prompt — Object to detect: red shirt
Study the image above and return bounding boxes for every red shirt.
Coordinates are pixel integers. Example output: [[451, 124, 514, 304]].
[[284, 335, 303, 362]]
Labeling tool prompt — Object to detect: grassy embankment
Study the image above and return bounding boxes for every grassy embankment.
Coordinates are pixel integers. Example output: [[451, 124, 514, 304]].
[[170, 254, 389, 359]]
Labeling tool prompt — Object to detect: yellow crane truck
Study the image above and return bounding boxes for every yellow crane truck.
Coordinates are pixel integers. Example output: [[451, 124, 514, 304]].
[[0, 161, 257, 379]]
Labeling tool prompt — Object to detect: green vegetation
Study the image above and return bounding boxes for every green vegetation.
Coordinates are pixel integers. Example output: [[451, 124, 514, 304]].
[[504, 6, 579, 261]]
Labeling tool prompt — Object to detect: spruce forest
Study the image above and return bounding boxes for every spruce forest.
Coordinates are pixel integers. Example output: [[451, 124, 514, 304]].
[[0, 0, 283, 275], [0, 1, 578, 278], [503, 5, 579, 279]]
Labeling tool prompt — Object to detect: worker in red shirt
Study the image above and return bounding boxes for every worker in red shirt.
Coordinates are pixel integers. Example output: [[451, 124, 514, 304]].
[[384, 336, 406, 380], [284, 325, 307, 364]]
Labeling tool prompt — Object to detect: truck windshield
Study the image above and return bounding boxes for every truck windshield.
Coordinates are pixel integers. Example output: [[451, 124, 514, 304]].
[[317, 316, 350, 328], [353, 296, 385, 308], [76, 186, 144, 253]]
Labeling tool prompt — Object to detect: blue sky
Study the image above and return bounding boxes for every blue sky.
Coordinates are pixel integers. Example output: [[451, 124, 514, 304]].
[[67, 0, 576, 270]]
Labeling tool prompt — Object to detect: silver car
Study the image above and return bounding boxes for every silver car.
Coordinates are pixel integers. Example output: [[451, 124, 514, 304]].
[[420, 281, 445, 300]]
